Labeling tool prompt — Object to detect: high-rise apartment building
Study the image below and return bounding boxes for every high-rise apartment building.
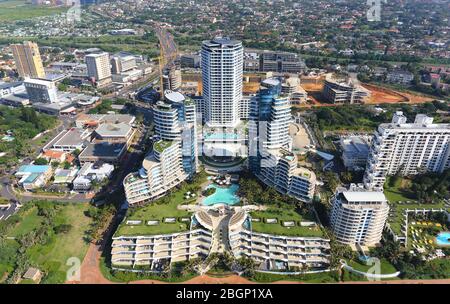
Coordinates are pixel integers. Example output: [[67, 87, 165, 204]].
[[85, 52, 112, 87], [330, 185, 389, 246], [123, 91, 198, 205], [11, 41, 45, 79], [162, 63, 182, 91], [364, 112, 450, 190], [249, 79, 315, 202], [201, 37, 243, 127]]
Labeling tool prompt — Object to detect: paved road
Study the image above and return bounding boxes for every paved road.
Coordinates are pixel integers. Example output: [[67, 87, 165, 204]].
[[0, 201, 20, 221]]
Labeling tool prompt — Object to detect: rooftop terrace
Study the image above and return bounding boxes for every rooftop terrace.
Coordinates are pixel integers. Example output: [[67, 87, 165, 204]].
[[250, 206, 324, 237]]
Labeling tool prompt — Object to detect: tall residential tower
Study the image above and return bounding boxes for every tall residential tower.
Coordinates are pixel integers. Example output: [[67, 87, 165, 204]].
[[11, 41, 45, 79], [364, 112, 450, 190], [201, 37, 243, 127]]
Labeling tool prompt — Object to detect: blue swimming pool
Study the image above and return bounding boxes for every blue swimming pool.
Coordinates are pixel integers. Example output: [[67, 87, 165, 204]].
[[202, 184, 240, 206], [436, 232, 450, 246]]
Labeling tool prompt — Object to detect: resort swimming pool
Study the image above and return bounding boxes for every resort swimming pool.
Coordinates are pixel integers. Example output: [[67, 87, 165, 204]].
[[202, 184, 240, 206], [436, 232, 450, 246]]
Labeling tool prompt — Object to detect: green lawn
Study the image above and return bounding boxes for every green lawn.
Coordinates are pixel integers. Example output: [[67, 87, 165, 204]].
[[250, 207, 324, 237], [8, 207, 43, 237], [0, 201, 92, 284], [383, 176, 417, 203], [251, 270, 339, 283], [116, 188, 199, 236], [0, 0, 67, 22], [387, 200, 446, 235], [26, 203, 92, 283], [347, 258, 397, 274]]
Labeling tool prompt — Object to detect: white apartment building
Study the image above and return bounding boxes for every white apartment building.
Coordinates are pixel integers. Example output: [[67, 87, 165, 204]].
[[330, 186, 389, 246], [123, 140, 187, 205], [85, 52, 112, 87], [364, 112, 450, 190], [201, 37, 243, 128], [111, 213, 212, 269], [258, 149, 316, 202], [24, 78, 58, 103], [228, 211, 330, 271]]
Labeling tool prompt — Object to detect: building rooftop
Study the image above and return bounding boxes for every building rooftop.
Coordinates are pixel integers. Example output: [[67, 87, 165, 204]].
[[342, 191, 387, 203], [341, 136, 370, 153], [95, 122, 132, 138], [79, 142, 126, 159], [44, 128, 90, 149]]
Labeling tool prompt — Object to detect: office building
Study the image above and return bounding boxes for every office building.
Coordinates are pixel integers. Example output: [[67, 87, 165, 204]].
[[322, 74, 370, 104], [11, 41, 45, 79], [364, 112, 450, 190], [110, 54, 137, 74], [201, 37, 243, 127], [259, 50, 306, 73], [330, 185, 389, 246], [24, 78, 58, 103], [85, 52, 112, 87]]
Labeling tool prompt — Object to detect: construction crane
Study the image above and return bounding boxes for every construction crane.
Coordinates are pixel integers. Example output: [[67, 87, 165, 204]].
[[155, 25, 178, 94]]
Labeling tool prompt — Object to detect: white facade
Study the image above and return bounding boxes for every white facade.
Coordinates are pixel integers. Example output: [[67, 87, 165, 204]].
[[123, 140, 187, 205], [364, 112, 450, 190], [24, 78, 58, 103], [201, 37, 243, 127], [330, 186, 389, 246], [85, 52, 112, 85]]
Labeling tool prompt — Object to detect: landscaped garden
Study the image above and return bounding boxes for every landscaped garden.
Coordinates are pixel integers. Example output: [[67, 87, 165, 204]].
[[115, 171, 208, 236], [250, 206, 324, 237], [0, 201, 92, 283]]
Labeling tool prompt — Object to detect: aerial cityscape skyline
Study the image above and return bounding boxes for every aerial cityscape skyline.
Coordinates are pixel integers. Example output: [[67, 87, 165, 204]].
[[0, 0, 449, 291]]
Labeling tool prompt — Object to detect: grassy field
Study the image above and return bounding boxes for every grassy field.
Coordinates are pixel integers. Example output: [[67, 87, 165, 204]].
[[0, 202, 92, 283], [8, 207, 43, 237], [0, 0, 67, 22], [250, 207, 324, 237], [26, 204, 92, 283], [383, 177, 417, 203]]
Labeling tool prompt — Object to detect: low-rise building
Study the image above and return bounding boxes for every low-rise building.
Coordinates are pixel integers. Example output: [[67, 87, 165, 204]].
[[322, 74, 370, 104], [72, 162, 114, 191], [229, 211, 330, 271], [43, 128, 90, 152], [386, 69, 414, 84], [53, 168, 79, 184], [15, 165, 52, 190], [111, 212, 212, 269], [340, 136, 371, 170], [78, 141, 127, 165]]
